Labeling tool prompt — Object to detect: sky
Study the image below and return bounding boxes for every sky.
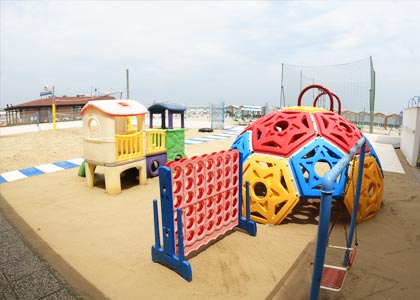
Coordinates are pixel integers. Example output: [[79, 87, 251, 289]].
[[1, 1, 419, 115]]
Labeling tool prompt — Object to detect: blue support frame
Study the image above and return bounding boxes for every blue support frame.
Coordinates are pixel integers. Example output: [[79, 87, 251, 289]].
[[151, 166, 193, 281], [309, 137, 366, 300], [151, 151, 257, 282]]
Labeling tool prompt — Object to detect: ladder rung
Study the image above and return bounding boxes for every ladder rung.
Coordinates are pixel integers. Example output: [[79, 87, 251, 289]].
[[327, 245, 355, 251], [323, 263, 348, 271]]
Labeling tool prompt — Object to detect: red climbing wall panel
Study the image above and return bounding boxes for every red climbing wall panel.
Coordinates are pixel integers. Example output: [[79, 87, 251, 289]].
[[247, 110, 317, 157], [166, 149, 240, 256], [314, 112, 370, 153]]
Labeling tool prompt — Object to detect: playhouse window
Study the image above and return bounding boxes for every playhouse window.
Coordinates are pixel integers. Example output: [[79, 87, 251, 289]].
[[88, 117, 99, 138]]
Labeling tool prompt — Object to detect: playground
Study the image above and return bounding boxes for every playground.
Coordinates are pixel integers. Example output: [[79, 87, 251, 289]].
[[0, 120, 419, 299]]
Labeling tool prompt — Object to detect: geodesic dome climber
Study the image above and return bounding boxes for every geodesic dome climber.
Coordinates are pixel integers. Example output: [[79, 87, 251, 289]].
[[231, 84, 384, 225]]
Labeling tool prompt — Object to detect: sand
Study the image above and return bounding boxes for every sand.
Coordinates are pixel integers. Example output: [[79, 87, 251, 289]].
[[0, 125, 419, 300]]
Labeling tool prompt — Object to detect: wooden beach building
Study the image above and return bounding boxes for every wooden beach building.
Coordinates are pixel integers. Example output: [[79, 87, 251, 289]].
[[3, 95, 115, 126]]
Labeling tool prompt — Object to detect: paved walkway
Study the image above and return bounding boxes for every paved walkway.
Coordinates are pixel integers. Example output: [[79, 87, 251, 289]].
[[0, 206, 80, 300]]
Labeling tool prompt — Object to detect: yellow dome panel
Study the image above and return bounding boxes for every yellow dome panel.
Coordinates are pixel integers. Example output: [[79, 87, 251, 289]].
[[344, 155, 384, 223], [242, 154, 299, 224]]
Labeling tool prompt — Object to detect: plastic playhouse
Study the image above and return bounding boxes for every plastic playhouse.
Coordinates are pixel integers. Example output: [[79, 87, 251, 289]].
[[80, 100, 188, 194], [80, 99, 149, 194], [147, 102, 187, 167]]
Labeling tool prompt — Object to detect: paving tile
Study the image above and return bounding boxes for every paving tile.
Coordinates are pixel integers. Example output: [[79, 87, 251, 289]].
[[52, 161, 78, 169], [0, 273, 17, 300], [66, 158, 84, 165], [0, 230, 21, 248], [19, 167, 45, 177], [11, 269, 61, 300], [0, 272, 7, 285], [371, 142, 405, 174], [0, 241, 44, 281], [41, 288, 78, 300], [0, 209, 79, 300], [0, 171, 27, 182], [0, 287, 18, 300], [34, 164, 63, 174], [0, 214, 13, 233]]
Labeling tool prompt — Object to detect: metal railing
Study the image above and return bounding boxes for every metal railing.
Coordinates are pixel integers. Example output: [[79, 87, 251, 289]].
[[309, 137, 366, 300]]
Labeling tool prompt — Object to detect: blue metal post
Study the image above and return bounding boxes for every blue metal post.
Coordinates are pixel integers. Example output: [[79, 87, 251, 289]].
[[309, 170, 336, 300], [344, 140, 366, 264], [246, 181, 251, 221], [309, 137, 365, 300]]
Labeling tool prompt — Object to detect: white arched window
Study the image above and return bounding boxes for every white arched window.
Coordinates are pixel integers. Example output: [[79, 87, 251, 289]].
[[87, 116, 100, 138]]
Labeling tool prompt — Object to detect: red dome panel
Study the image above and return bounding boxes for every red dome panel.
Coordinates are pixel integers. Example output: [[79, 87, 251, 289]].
[[249, 110, 317, 157], [314, 112, 370, 153]]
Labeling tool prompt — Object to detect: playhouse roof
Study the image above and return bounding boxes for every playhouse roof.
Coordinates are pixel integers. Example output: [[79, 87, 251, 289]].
[[80, 99, 147, 116], [148, 102, 186, 114]]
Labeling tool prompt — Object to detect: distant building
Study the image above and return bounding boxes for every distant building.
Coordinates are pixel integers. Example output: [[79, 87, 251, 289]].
[[225, 105, 240, 117], [3, 95, 115, 126]]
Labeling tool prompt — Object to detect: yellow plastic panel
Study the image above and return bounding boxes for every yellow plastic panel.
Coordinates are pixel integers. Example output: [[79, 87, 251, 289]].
[[146, 129, 166, 155], [282, 106, 328, 113], [242, 154, 299, 224], [115, 131, 144, 162], [344, 155, 384, 223]]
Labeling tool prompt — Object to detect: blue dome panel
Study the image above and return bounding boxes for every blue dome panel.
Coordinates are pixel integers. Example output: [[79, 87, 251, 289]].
[[290, 138, 347, 198], [230, 130, 252, 163]]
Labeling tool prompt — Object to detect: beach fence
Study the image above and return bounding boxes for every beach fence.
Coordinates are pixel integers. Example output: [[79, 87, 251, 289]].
[[210, 102, 225, 129], [151, 149, 257, 281]]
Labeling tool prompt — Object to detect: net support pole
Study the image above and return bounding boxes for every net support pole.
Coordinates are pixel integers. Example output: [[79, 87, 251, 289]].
[[369, 56, 375, 133], [309, 137, 366, 300], [280, 63, 285, 107]]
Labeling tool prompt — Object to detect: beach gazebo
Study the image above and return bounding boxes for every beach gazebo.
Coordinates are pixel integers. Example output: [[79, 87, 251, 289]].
[[80, 99, 148, 194]]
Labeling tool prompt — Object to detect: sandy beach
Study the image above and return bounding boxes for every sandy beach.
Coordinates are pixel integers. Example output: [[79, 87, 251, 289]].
[[0, 123, 419, 300]]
